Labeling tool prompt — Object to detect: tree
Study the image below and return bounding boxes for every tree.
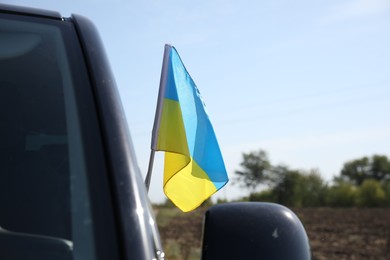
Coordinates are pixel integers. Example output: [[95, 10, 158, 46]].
[[382, 181, 390, 207], [340, 157, 370, 185], [272, 168, 327, 207], [234, 149, 328, 207], [299, 170, 328, 207], [272, 167, 303, 207], [234, 150, 271, 192], [371, 155, 390, 182], [325, 180, 357, 207], [356, 179, 386, 207], [340, 155, 390, 185]]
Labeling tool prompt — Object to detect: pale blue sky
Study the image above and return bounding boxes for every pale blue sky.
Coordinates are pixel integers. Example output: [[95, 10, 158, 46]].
[[5, 0, 390, 202]]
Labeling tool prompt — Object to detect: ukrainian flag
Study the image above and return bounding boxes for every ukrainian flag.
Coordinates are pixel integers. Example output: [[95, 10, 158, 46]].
[[151, 45, 228, 212]]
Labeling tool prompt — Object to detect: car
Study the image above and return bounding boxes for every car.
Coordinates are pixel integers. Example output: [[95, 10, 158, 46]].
[[0, 4, 311, 259]]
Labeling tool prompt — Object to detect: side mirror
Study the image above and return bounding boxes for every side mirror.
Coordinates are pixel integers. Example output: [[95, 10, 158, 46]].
[[201, 202, 311, 260]]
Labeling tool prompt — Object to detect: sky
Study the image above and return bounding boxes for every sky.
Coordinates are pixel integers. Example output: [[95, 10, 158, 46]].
[[4, 0, 390, 203]]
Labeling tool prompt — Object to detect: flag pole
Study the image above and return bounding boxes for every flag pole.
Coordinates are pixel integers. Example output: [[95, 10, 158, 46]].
[[144, 44, 172, 192], [144, 150, 155, 191]]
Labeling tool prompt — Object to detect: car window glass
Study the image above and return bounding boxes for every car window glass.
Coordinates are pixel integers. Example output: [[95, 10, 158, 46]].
[[0, 14, 95, 260]]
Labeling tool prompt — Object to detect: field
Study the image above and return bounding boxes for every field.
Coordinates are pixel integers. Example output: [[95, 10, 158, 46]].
[[155, 206, 390, 260]]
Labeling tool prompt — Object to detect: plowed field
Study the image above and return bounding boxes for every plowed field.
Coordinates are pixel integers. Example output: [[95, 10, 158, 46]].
[[294, 208, 390, 260], [157, 207, 390, 259]]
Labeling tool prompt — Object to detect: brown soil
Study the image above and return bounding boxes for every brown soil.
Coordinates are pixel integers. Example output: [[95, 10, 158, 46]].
[[293, 208, 390, 260], [158, 207, 390, 259]]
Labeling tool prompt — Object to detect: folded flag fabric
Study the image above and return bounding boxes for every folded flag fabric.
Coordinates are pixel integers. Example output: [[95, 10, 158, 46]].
[[151, 44, 228, 212]]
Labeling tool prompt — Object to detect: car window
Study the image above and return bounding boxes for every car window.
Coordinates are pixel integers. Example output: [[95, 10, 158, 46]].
[[0, 13, 98, 260]]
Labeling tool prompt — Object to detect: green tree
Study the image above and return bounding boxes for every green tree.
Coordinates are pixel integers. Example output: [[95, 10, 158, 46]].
[[356, 179, 386, 207], [382, 181, 390, 207], [234, 149, 328, 207], [299, 170, 328, 207], [340, 157, 370, 185], [234, 150, 271, 192], [272, 168, 303, 207], [325, 180, 357, 207], [340, 155, 390, 186], [272, 168, 327, 207], [267, 164, 291, 188], [340, 155, 390, 185], [248, 189, 276, 203], [371, 155, 390, 182]]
